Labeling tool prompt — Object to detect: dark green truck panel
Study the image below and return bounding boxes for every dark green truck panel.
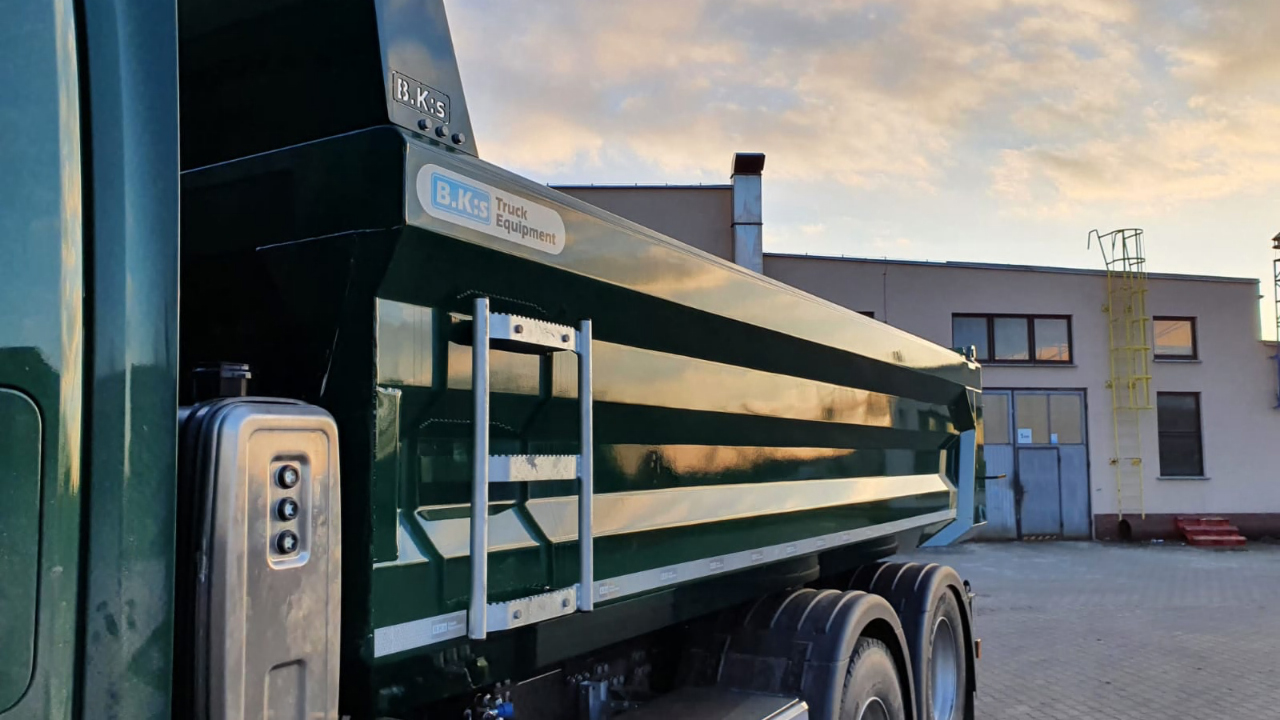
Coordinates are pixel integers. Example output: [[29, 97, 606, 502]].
[[181, 128, 979, 715], [77, 0, 182, 716], [0, 2, 84, 717], [0, 391, 41, 711], [0, 1, 180, 718]]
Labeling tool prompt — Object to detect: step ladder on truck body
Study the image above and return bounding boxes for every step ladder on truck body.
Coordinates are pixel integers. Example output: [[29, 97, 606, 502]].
[[468, 297, 594, 639]]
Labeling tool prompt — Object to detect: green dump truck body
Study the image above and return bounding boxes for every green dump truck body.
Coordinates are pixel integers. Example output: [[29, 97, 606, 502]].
[[180, 124, 980, 714]]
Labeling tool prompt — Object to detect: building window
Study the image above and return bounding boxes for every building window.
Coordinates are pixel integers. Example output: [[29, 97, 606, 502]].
[[1157, 392, 1204, 477], [952, 316, 989, 359], [1153, 317, 1197, 359], [951, 315, 1072, 364]]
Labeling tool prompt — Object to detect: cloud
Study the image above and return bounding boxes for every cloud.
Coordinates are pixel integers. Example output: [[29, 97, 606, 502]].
[[449, 0, 1280, 220], [992, 0, 1280, 214], [1153, 0, 1280, 92], [449, 0, 1144, 190], [995, 98, 1280, 214], [872, 236, 913, 250]]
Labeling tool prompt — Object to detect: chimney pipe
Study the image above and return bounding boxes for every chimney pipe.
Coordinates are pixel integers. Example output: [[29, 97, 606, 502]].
[[731, 152, 765, 273]]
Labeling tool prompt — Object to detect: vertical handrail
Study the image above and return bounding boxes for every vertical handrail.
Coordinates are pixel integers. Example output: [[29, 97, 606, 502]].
[[577, 319, 594, 611], [470, 297, 490, 639]]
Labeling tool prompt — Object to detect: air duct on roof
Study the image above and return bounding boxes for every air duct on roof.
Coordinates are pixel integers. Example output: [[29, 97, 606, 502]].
[[731, 152, 765, 273]]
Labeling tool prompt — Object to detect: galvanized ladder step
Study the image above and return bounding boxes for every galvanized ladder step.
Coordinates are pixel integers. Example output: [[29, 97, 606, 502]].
[[469, 298, 593, 639]]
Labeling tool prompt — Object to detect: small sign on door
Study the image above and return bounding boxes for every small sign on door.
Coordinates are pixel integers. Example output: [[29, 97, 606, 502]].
[[1017, 428, 1034, 444]]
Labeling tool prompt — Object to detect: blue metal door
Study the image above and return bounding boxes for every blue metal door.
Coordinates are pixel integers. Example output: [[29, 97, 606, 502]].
[[1017, 447, 1062, 537], [1008, 390, 1090, 539], [1058, 445, 1091, 539], [975, 391, 1016, 539], [980, 446, 1016, 539]]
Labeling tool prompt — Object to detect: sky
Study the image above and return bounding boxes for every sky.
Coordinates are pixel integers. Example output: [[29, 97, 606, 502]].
[[447, 0, 1280, 338]]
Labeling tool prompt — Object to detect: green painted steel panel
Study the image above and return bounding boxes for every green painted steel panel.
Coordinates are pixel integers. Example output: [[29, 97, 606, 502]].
[[77, 0, 182, 715], [0, 0, 85, 718], [0, 391, 41, 712]]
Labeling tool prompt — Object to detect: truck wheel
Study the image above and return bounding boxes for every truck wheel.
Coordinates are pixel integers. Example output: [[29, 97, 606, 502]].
[[846, 562, 972, 720], [841, 637, 906, 720], [701, 589, 915, 720], [923, 591, 966, 720]]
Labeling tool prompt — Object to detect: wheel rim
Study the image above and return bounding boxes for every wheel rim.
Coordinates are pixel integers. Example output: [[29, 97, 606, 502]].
[[858, 697, 890, 720], [930, 616, 960, 720]]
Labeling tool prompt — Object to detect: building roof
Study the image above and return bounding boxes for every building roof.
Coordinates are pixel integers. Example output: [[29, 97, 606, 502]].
[[765, 253, 1258, 285]]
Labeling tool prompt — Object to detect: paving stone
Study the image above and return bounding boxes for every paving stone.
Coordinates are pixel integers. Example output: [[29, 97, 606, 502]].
[[898, 541, 1280, 720]]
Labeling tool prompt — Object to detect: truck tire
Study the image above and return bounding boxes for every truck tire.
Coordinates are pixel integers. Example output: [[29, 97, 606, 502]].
[[842, 637, 906, 720], [921, 590, 966, 720], [702, 588, 916, 720], [846, 563, 972, 720]]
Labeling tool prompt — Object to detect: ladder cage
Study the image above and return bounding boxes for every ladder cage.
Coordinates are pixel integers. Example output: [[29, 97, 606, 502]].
[[1271, 233, 1280, 408], [1089, 229, 1151, 520]]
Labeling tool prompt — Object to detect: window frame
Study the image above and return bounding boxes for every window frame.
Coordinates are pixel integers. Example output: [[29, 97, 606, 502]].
[[951, 313, 1074, 366], [1156, 391, 1205, 478], [1152, 316, 1198, 360]]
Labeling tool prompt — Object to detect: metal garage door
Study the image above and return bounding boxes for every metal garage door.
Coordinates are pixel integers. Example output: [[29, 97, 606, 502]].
[[979, 389, 1090, 540], [977, 391, 1016, 539]]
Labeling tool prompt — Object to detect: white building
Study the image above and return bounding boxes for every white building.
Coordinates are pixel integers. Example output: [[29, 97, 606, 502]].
[[556, 156, 1280, 541]]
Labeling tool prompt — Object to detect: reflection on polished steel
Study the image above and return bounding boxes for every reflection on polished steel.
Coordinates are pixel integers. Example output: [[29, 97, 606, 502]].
[[486, 585, 578, 633], [375, 297, 952, 434], [607, 444, 854, 477], [415, 502, 537, 561], [402, 140, 977, 385], [529, 473, 949, 544], [488, 312, 576, 352], [618, 687, 808, 720], [469, 297, 490, 639], [198, 402, 342, 718], [488, 454, 577, 483], [578, 317, 594, 612], [409, 473, 948, 560], [372, 508, 954, 658]]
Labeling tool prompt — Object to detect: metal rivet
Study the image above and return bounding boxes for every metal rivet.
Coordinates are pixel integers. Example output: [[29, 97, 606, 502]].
[[561, 334, 570, 343], [277, 497, 299, 521], [276, 530, 299, 554], [452, 132, 467, 145], [435, 124, 450, 138], [561, 597, 571, 609], [513, 324, 523, 334], [417, 118, 430, 131], [277, 464, 300, 489], [512, 609, 522, 620]]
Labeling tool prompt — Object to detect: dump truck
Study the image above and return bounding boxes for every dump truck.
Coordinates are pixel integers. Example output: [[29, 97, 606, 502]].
[[0, 1, 983, 718]]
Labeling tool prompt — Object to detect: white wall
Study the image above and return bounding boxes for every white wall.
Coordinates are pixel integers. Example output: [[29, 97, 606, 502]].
[[764, 255, 1280, 520]]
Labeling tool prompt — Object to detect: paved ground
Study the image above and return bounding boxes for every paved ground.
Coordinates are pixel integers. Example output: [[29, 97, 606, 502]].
[[897, 541, 1280, 720]]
